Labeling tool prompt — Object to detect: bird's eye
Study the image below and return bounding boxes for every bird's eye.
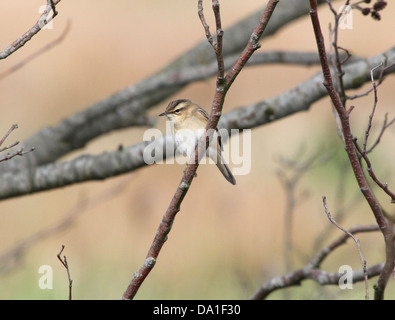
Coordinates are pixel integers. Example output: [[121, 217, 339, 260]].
[[173, 109, 181, 114]]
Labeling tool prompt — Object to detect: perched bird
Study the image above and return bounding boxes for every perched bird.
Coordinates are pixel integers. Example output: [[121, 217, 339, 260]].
[[159, 99, 236, 185]]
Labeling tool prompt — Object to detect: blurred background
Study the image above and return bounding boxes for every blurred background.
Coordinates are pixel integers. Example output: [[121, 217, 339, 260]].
[[0, 0, 394, 299]]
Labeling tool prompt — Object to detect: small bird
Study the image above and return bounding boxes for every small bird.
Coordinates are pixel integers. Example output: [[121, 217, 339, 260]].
[[159, 99, 236, 185]]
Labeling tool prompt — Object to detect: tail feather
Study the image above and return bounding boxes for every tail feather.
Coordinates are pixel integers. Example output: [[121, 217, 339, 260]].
[[215, 152, 236, 185]]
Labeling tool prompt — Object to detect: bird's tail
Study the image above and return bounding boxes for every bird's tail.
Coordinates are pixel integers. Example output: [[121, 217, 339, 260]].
[[215, 152, 236, 185]]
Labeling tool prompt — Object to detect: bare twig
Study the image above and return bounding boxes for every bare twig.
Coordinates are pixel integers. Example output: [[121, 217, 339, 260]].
[[350, 63, 395, 203], [0, 141, 19, 154], [347, 60, 391, 101], [0, 124, 18, 149], [365, 113, 395, 155], [313, 161, 363, 253], [362, 63, 384, 153], [121, 0, 279, 300], [322, 196, 369, 300], [0, 124, 34, 163], [309, 0, 394, 299], [198, 0, 225, 87], [0, 148, 35, 163], [0, 0, 62, 60], [353, 138, 395, 203], [57, 245, 72, 300], [326, 1, 347, 106]]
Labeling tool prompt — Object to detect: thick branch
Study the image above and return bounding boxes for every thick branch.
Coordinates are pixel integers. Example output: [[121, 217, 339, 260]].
[[251, 263, 384, 300], [0, 47, 394, 200], [250, 224, 381, 300], [0, 0, 326, 175]]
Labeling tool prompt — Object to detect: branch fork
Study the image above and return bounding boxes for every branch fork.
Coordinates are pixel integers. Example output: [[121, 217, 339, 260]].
[[121, 0, 279, 300]]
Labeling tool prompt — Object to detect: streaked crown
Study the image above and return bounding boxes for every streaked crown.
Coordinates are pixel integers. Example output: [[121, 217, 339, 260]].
[[159, 99, 193, 117], [159, 99, 210, 132]]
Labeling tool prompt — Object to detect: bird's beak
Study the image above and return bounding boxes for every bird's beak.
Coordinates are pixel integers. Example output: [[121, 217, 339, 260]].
[[159, 111, 168, 117]]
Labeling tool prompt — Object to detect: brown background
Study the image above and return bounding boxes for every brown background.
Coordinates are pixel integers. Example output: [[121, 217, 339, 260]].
[[0, 1, 394, 299]]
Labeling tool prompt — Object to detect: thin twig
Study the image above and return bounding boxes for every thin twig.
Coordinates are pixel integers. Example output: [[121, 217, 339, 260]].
[[57, 245, 72, 300], [347, 59, 390, 101], [0, 124, 34, 163], [313, 161, 363, 253], [0, 147, 35, 163], [362, 63, 383, 153], [326, 1, 347, 106], [366, 113, 395, 155], [353, 138, 395, 203], [350, 62, 395, 203], [322, 196, 369, 300], [0, 124, 18, 148]]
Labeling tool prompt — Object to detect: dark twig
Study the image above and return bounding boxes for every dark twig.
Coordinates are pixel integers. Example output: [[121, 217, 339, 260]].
[[121, 0, 279, 300], [57, 245, 72, 300], [322, 196, 369, 300], [309, 0, 394, 299], [337, 46, 352, 65]]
